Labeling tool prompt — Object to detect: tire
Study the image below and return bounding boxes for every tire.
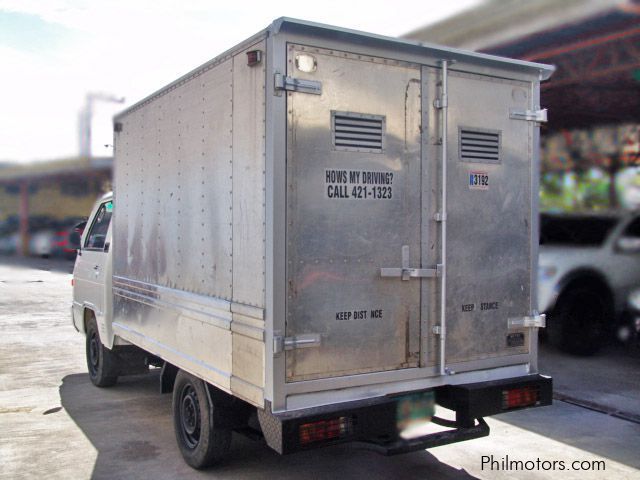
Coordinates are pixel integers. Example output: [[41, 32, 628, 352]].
[[172, 370, 231, 469], [548, 284, 609, 355], [85, 316, 119, 387]]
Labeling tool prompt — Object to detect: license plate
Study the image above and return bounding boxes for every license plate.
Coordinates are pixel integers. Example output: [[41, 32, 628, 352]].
[[396, 391, 435, 432]]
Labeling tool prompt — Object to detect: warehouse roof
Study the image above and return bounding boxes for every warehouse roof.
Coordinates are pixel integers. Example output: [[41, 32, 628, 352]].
[[404, 0, 640, 130]]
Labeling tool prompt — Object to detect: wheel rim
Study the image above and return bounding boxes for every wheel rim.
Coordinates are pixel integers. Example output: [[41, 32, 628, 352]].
[[88, 331, 100, 377], [179, 384, 201, 449]]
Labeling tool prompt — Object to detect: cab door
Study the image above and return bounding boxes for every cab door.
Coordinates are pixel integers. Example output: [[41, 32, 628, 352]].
[[74, 199, 113, 340]]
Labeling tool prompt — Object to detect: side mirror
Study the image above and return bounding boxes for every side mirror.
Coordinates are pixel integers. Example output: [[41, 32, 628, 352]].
[[616, 236, 640, 253], [68, 222, 86, 250]]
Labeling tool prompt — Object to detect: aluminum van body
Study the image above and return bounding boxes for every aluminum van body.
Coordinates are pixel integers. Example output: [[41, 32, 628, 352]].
[[73, 18, 554, 465]]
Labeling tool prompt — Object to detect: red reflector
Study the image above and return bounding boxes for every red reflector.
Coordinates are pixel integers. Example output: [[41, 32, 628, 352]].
[[71, 279, 74, 286], [502, 386, 539, 410], [298, 417, 352, 446], [246, 49, 262, 66]]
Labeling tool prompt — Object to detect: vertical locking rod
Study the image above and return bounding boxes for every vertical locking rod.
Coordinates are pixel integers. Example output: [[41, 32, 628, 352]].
[[401, 245, 410, 281], [438, 60, 449, 376]]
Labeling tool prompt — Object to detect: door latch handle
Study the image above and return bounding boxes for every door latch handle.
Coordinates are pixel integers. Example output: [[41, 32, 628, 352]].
[[380, 246, 442, 280], [508, 313, 546, 329]]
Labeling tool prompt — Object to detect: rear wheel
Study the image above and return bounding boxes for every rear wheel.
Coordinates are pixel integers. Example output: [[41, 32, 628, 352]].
[[85, 316, 119, 387], [548, 284, 609, 355], [172, 370, 231, 469]]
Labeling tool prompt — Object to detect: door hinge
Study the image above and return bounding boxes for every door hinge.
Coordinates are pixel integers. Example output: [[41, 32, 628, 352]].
[[509, 108, 548, 123], [433, 212, 447, 222], [274, 73, 322, 95], [508, 313, 546, 329], [273, 333, 321, 355], [433, 94, 448, 109]]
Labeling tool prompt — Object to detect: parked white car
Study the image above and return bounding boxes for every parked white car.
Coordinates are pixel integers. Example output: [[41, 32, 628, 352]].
[[539, 211, 640, 354], [29, 230, 55, 257]]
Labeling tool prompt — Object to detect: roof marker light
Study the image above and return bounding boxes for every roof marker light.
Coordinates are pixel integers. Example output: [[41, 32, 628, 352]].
[[295, 53, 317, 73]]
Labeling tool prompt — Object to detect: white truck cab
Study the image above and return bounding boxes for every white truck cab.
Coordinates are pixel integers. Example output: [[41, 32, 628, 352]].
[[71, 192, 113, 343], [72, 193, 148, 387]]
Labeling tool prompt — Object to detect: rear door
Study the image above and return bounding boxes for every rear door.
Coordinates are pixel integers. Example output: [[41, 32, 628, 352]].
[[442, 70, 534, 365], [284, 45, 427, 382]]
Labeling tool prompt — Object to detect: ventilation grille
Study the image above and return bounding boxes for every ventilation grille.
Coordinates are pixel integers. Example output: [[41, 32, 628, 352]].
[[332, 111, 385, 153], [459, 128, 501, 163]]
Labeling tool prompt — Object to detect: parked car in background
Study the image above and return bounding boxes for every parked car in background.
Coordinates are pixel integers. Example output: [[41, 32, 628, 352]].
[[0, 215, 87, 259], [0, 216, 19, 255], [0, 232, 20, 255], [30, 229, 55, 258], [539, 211, 640, 354], [27, 216, 57, 258], [52, 217, 86, 259]]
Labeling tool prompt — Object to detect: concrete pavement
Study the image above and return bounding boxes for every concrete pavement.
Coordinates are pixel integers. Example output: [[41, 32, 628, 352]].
[[539, 343, 640, 423]]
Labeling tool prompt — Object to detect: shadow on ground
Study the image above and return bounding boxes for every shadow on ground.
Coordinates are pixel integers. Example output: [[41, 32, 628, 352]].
[[59, 372, 478, 480], [495, 342, 640, 470]]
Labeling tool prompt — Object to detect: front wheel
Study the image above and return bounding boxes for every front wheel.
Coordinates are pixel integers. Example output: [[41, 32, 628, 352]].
[[85, 316, 119, 387], [172, 370, 231, 469]]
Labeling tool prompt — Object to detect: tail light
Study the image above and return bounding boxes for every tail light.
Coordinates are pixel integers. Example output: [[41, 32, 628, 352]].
[[55, 231, 68, 247], [298, 416, 353, 446], [502, 385, 540, 410]]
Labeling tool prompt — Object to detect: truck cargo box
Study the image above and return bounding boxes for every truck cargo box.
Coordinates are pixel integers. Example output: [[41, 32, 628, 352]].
[[111, 18, 553, 418]]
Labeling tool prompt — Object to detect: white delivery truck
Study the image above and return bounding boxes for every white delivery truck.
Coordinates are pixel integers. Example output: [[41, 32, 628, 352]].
[[71, 18, 554, 469]]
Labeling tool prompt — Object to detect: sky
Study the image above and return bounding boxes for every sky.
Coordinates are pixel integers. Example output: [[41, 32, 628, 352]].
[[0, 0, 481, 163]]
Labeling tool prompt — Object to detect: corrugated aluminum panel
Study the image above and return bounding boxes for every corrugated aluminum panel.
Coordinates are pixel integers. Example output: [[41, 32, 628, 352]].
[[231, 41, 267, 406], [232, 42, 266, 308], [113, 41, 268, 407]]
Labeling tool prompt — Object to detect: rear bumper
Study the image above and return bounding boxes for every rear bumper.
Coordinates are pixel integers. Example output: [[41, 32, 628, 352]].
[[353, 417, 490, 456], [259, 374, 552, 455], [436, 374, 553, 427]]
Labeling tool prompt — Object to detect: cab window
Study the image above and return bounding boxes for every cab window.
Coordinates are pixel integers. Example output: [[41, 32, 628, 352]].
[[84, 201, 112, 250], [617, 216, 640, 253]]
